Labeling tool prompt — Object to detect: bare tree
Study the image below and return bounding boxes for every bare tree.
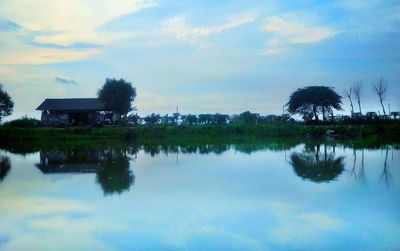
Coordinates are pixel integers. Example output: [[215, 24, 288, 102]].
[[373, 78, 388, 116], [343, 86, 354, 116], [353, 81, 362, 114]]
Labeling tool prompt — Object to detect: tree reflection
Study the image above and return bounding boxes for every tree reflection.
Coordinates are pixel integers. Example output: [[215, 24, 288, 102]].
[[380, 147, 393, 187], [0, 155, 11, 182], [350, 149, 367, 184], [96, 149, 134, 196], [36, 148, 134, 196], [290, 144, 345, 183]]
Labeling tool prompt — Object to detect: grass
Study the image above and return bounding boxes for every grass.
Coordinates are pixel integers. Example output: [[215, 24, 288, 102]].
[[0, 122, 399, 143]]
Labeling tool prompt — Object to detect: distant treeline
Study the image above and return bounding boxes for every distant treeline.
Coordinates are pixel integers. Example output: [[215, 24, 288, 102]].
[[130, 111, 400, 126], [131, 111, 293, 126], [2, 110, 400, 130]]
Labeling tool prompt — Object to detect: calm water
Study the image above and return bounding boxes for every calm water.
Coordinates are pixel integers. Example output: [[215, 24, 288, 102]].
[[0, 140, 399, 251]]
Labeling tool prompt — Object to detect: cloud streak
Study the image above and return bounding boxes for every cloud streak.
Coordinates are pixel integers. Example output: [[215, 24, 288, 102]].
[[262, 17, 337, 55], [55, 76, 77, 85], [162, 13, 257, 45]]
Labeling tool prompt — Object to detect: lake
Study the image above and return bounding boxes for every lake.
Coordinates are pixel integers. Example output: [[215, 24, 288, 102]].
[[0, 139, 399, 250]]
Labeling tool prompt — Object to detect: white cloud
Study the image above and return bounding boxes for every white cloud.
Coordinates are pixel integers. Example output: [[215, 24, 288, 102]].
[[162, 13, 257, 45], [262, 17, 337, 55], [0, 0, 156, 46], [269, 212, 344, 244], [0, 47, 98, 65], [0, 0, 156, 65]]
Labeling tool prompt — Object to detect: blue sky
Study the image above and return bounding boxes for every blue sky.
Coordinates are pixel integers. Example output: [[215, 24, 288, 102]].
[[0, 0, 399, 119]]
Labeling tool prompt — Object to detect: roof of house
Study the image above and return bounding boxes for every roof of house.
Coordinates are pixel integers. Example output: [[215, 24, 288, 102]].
[[36, 98, 108, 111]]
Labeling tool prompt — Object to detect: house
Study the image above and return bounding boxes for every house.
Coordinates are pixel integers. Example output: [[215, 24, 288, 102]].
[[36, 98, 112, 126]]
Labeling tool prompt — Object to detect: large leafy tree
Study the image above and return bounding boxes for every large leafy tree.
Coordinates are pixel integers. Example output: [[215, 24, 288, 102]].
[[287, 86, 342, 122], [0, 84, 14, 122], [97, 78, 136, 116]]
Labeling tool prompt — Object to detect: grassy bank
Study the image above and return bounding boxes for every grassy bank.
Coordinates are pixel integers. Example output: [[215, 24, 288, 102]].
[[0, 122, 399, 142]]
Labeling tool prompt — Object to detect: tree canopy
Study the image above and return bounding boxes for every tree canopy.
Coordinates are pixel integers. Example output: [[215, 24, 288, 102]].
[[0, 84, 14, 122], [286, 86, 342, 121], [97, 78, 136, 115]]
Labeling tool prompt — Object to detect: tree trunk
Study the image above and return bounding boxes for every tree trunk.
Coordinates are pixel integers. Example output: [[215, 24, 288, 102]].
[[350, 101, 354, 116], [322, 106, 326, 122], [380, 98, 386, 115], [358, 101, 362, 114]]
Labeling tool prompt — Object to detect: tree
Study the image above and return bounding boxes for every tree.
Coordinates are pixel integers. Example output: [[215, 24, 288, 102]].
[[353, 81, 362, 114], [373, 77, 388, 116], [235, 111, 260, 124], [213, 113, 229, 124], [287, 86, 342, 122], [97, 78, 136, 117], [0, 84, 14, 122], [127, 113, 140, 125], [343, 86, 354, 116], [182, 114, 198, 125], [144, 113, 160, 125]]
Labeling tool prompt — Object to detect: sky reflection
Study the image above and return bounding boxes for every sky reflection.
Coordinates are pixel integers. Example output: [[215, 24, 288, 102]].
[[0, 142, 399, 250]]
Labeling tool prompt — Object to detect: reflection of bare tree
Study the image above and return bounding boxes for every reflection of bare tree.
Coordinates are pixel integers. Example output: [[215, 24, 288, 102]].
[[358, 150, 367, 184], [350, 149, 367, 184], [0, 155, 11, 182], [351, 148, 357, 177], [290, 144, 345, 183], [380, 147, 393, 187]]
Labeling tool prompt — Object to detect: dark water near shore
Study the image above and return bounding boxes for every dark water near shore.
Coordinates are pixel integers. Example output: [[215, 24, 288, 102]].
[[0, 139, 399, 250]]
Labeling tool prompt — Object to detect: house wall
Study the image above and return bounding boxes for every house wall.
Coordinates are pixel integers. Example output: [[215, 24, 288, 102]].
[[41, 110, 112, 126]]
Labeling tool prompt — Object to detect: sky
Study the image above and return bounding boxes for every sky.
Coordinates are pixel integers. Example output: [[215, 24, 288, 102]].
[[0, 0, 399, 119]]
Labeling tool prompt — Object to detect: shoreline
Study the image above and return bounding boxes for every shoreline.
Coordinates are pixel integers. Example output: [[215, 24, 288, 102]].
[[0, 123, 399, 142]]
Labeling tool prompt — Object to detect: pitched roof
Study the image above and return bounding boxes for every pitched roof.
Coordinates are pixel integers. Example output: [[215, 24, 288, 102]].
[[36, 98, 108, 111]]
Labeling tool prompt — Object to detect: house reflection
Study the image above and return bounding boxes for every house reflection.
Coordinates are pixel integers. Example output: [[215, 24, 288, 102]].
[[36, 149, 134, 196], [290, 144, 345, 183], [0, 155, 11, 182]]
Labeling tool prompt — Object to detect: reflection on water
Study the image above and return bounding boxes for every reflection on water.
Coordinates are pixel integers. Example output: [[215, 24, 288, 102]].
[[95, 149, 134, 195], [0, 155, 10, 181], [290, 144, 345, 183], [350, 149, 367, 185], [380, 147, 393, 187], [36, 149, 134, 196], [0, 139, 399, 250], [0, 140, 398, 190]]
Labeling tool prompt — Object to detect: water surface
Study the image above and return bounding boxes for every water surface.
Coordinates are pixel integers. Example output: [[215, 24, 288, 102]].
[[0, 140, 399, 250]]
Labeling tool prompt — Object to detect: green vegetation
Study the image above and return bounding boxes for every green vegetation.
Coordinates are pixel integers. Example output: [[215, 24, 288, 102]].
[[0, 84, 14, 122], [287, 86, 342, 122], [2, 117, 41, 128], [0, 122, 399, 144], [98, 78, 137, 117]]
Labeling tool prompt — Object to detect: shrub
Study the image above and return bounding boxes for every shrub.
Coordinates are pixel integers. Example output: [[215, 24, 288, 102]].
[[3, 117, 41, 128]]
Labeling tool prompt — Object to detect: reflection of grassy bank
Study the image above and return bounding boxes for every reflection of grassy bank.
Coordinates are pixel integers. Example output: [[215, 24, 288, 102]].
[[0, 123, 399, 142], [0, 135, 303, 155], [0, 133, 398, 156]]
